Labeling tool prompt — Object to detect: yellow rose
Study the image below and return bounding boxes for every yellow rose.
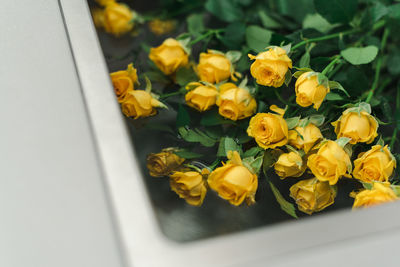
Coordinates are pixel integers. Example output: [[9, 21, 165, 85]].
[[169, 170, 208, 206], [288, 123, 323, 153], [110, 63, 138, 102], [274, 152, 306, 179], [353, 145, 396, 183], [208, 151, 258, 206], [290, 178, 336, 215], [95, 0, 115, 6], [103, 2, 134, 36], [295, 72, 330, 110], [307, 140, 352, 185], [247, 113, 289, 149], [148, 19, 176, 35], [216, 83, 257, 121], [331, 109, 378, 144], [248, 46, 292, 87], [352, 182, 398, 208], [197, 51, 233, 83], [121, 90, 163, 119], [91, 8, 105, 29], [185, 83, 218, 112], [146, 148, 185, 177], [149, 38, 189, 75]]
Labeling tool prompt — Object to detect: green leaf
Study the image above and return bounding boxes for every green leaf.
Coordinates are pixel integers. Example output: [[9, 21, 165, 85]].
[[284, 70, 292, 86], [249, 155, 264, 174], [336, 137, 351, 147], [308, 114, 325, 126], [186, 14, 205, 37], [174, 150, 203, 159], [293, 71, 306, 78], [204, 127, 223, 140], [219, 22, 246, 49], [205, 0, 243, 22], [326, 92, 344, 101], [262, 149, 276, 175], [236, 131, 253, 144], [200, 109, 236, 126], [258, 10, 281, 29], [366, 2, 389, 24], [176, 104, 190, 128], [243, 147, 263, 158], [361, 181, 373, 190], [269, 182, 298, 219], [377, 135, 385, 146], [285, 116, 300, 129], [328, 81, 350, 97], [178, 127, 216, 147], [299, 51, 311, 68], [314, 0, 357, 24], [389, 3, 400, 19], [341, 46, 379, 65], [316, 73, 329, 87], [358, 102, 372, 114], [303, 13, 335, 33], [225, 50, 242, 63], [217, 137, 240, 157], [246, 25, 272, 52], [176, 67, 198, 86]]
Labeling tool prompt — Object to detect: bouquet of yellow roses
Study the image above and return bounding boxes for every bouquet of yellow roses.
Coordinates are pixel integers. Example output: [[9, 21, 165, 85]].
[[91, 0, 400, 220]]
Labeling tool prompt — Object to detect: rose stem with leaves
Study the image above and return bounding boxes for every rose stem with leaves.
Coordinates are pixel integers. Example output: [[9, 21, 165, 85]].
[[291, 29, 358, 51]]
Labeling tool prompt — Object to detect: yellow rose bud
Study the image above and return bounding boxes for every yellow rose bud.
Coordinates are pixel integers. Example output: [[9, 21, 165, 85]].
[[110, 63, 138, 102], [103, 2, 134, 36], [91, 8, 105, 29], [248, 46, 292, 87], [216, 83, 257, 121], [208, 151, 258, 206], [274, 152, 306, 179], [288, 123, 323, 153], [146, 148, 185, 177], [148, 19, 176, 36], [353, 145, 396, 183], [352, 182, 398, 208], [307, 140, 352, 185], [290, 178, 336, 215], [331, 109, 378, 144], [295, 72, 330, 110], [149, 38, 189, 75], [197, 51, 233, 83], [169, 170, 208, 206], [247, 113, 289, 149], [121, 90, 163, 119], [185, 84, 218, 112]]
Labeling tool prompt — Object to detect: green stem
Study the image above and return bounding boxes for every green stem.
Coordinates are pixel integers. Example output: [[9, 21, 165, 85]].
[[321, 56, 341, 76], [189, 29, 224, 46], [159, 91, 182, 99], [365, 28, 390, 103], [327, 62, 344, 79], [292, 29, 357, 51]]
